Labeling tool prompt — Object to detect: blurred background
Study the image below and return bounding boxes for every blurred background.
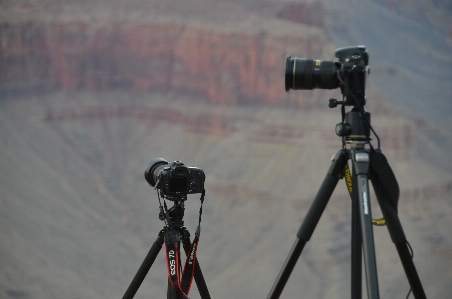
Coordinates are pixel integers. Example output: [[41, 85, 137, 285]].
[[1, 0, 451, 298]]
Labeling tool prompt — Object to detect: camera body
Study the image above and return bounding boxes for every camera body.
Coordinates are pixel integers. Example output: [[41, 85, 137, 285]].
[[145, 158, 205, 196], [285, 46, 369, 106]]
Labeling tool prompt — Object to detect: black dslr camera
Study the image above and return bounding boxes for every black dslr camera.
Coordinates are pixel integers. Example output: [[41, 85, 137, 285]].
[[285, 46, 369, 106], [145, 158, 205, 197]]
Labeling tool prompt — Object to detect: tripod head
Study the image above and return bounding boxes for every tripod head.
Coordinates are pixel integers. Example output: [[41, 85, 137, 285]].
[[159, 195, 187, 231], [330, 102, 371, 148]]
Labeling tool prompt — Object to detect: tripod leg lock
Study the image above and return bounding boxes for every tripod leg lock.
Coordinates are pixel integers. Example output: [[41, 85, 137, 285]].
[[328, 149, 349, 179]]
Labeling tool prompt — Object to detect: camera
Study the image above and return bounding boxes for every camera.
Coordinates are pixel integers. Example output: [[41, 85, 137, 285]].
[[285, 46, 369, 106], [145, 158, 205, 196]]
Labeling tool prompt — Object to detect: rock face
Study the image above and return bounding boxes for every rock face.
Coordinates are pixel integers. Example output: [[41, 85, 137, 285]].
[[0, 0, 433, 160], [0, 1, 333, 107]]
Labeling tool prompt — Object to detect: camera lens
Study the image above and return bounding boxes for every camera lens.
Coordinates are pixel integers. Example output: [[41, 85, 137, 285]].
[[285, 55, 340, 91], [145, 158, 168, 187]]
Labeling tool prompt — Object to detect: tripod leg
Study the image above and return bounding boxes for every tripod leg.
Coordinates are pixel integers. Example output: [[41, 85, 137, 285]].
[[266, 149, 348, 299], [395, 242, 426, 298], [371, 174, 427, 299], [351, 150, 380, 299], [123, 230, 165, 299], [351, 181, 362, 299], [376, 209, 427, 299], [182, 234, 211, 299], [168, 279, 183, 299], [356, 173, 380, 299]]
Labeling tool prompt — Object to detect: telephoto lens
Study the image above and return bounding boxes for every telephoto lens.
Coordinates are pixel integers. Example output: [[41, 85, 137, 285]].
[[285, 55, 340, 91]]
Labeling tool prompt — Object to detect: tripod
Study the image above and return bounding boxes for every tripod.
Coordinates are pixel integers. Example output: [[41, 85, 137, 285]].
[[122, 198, 211, 299], [266, 105, 427, 299]]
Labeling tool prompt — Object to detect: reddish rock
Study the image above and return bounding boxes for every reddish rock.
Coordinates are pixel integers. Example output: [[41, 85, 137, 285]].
[[0, 2, 334, 107]]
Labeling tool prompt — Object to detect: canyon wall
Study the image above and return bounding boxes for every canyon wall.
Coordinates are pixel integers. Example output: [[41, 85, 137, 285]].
[[0, 1, 423, 159], [0, 2, 333, 107]]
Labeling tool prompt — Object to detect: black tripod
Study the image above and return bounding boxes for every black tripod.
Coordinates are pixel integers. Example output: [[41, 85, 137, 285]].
[[122, 198, 211, 299], [266, 104, 427, 299]]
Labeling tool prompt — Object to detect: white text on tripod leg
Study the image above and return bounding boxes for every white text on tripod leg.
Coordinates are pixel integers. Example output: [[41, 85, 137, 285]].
[[363, 192, 369, 215]]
